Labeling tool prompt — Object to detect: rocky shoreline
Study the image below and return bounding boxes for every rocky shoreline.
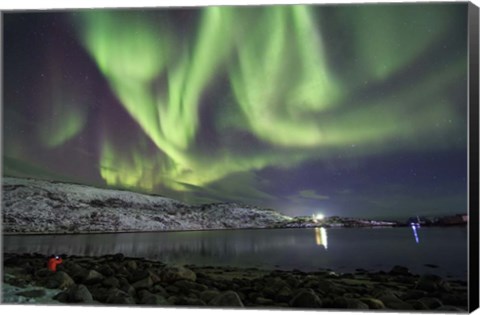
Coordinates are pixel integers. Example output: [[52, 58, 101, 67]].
[[2, 253, 468, 311]]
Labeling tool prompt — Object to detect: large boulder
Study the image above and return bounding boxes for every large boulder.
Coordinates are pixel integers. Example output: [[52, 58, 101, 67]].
[[105, 288, 135, 305], [360, 298, 385, 309], [162, 265, 196, 283], [200, 290, 221, 303], [102, 276, 120, 288], [377, 292, 412, 310], [289, 289, 322, 308], [209, 291, 244, 307], [131, 276, 153, 290], [83, 270, 104, 285], [45, 271, 75, 289], [67, 284, 94, 303]]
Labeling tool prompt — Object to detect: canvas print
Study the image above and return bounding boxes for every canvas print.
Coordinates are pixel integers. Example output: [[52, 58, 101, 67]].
[[1, 2, 478, 312]]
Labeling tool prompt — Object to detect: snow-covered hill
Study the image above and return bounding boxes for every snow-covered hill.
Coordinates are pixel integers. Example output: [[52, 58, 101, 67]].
[[2, 177, 292, 234]]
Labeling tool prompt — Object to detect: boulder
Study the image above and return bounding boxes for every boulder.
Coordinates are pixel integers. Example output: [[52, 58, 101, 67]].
[[83, 269, 104, 285], [102, 276, 120, 288], [360, 298, 385, 309], [377, 292, 412, 310], [200, 290, 221, 303], [276, 286, 293, 303], [124, 260, 137, 271], [105, 288, 135, 305], [407, 299, 429, 310], [45, 271, 75, 289], [67, 284, 94, 303], [162, 265, 196, 283], [132, 276, 153, 290], [97, 265, 115, 277], [401, 289, 427, 300], [209, 290, 244, 307], [289, 289, 322, 308]]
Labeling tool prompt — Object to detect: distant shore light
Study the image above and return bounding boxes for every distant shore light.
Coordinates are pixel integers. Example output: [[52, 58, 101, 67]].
[[315, 213, 325, 221]]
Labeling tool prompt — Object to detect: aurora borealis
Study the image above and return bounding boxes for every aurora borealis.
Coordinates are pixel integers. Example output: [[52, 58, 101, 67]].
[[3, 3, 469, 218]]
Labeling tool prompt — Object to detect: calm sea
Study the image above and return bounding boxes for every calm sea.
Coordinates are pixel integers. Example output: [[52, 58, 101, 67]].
[[3, 227, 468, 280]]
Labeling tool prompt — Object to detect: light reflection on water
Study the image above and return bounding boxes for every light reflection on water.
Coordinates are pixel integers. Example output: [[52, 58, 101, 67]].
[[3, 227, 467, 279], [314, 227, 328, 249]]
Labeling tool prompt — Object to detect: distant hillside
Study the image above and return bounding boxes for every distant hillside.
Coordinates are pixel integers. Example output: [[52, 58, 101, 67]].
[[2, 177, 292, 234]]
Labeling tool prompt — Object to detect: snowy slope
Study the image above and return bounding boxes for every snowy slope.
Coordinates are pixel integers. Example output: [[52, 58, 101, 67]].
[[2, 177, 292, 234]]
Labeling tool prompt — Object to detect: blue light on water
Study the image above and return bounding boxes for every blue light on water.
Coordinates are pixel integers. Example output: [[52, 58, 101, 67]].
[[411, 225, 420, 244]]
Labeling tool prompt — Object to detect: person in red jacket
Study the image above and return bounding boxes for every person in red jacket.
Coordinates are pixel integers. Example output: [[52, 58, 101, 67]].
[[47, 255, 63, 272]]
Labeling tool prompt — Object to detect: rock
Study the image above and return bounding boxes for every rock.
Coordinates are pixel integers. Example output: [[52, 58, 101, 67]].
[[152, 284, 167, 295], [53, 291, 69, 303], [162, 265, 197, 283], [346, 298, 369, 309], [276, 286, 293, 303], [389, 265, 410, 276], [359, 298, 385, 309], [97, 265, 115, 277], [124, 260, 137, 270], [83, 269, 104, 284], [63, 261, 86, 278], [377, 292, 412, 310], [289, 289, 322, 308], [67, 284, 94, 303], [128, 270, 150, 283], [102, 276, 120, 288], [416, 274, 451, 292], [209, 291, 244, 307], [132, 276, 153, 290], [120, 284, 136, 296], [16, 289, 46, 298], [89, 286, 111, 303], [45, 271, 75, 289], [103, 288, 135, 304], [200, 290, 221, 303], [418, 297, 443, 309]]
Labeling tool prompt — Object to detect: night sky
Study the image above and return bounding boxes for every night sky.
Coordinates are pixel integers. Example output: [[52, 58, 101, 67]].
[[3, 3, 469, 219]]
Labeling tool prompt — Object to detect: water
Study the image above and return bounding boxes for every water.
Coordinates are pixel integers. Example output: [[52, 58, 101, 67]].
[[3, 227, 468, 280]]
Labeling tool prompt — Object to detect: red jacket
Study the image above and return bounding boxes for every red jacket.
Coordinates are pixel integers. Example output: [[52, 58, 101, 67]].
[[47, 257, 63, 272]]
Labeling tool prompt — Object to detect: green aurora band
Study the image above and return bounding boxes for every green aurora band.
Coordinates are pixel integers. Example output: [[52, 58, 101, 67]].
[[75, 4, 466, 193]]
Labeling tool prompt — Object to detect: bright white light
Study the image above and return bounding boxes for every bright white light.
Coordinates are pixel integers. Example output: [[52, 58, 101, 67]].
[[315, 213, 325, 221]]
